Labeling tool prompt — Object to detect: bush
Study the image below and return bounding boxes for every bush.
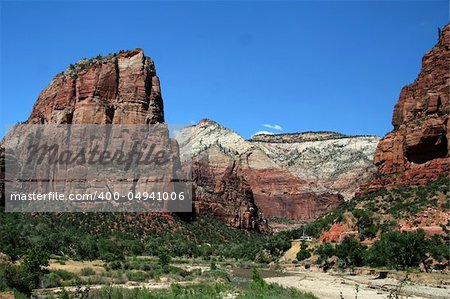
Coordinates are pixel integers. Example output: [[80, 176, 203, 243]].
[[126, 270, 149, 282], [315, 243, 335, 264], [0, 249, 50, 294], [210, 261, 217, 270], [250, 267, 266, 289], [335, 236, 366, 273], [157, 251, 171, 267], [52, 269, 79, 281], [296, 248, 311, 262], [41, 272, 62, 288], [107, 261, 123, 271], [80, 267, 96, 276]]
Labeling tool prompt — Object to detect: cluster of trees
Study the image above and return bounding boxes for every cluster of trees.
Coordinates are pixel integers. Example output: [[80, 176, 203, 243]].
[[0, 249, 50, 295], [0, 211, 276, 264], [0, 206, 448, 265], [313, 228, 449, 272]]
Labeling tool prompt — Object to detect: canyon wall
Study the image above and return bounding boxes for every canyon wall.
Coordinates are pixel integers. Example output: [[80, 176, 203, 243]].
[[365, 24, 450, 191]]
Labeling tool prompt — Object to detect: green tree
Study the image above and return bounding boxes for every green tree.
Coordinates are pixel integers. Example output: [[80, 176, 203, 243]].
[[367, 230, 428, 270], [296, 241, 311, 261], [158, 250, 171, 267], [428, 234, 448, 263], [353, 209, 377, 239], [0, 249, 50, 294], [335, 235, 366, 274], [75, 235, 98, 260], [315, 243, 335, 264], [98, 238, 124, 262], [21, 248, 50, 287]]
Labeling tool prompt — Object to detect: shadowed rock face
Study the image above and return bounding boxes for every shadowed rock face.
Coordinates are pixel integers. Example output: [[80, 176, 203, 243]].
[[366, 24, 450, 191], [28, 49, 164, 125], [192, 156, 269, 232]]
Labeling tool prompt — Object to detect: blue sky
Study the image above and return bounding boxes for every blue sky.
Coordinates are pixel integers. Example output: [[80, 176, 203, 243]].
[[0, 0, 448, 139]]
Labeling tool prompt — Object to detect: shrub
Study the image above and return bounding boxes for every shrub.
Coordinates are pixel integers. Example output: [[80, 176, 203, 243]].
[[40, 272, 62, 288], [335, 236, 366, 274], [296, 249, 311, 262], [210, 261, 217, 270], [0, 249, 51, 294], [80, 267, 96, 276], [126, 270, 149, 282], [296, 241, 312, 262], [52, 269, 79, 281], [157, 250, 171, 267], [315, 243, 335, 264], [107, 261, 123, 271]]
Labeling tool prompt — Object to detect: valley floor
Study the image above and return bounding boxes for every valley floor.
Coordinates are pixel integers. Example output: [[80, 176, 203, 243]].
[[265, 268, 449, 299], [30, 258, 449, 299]]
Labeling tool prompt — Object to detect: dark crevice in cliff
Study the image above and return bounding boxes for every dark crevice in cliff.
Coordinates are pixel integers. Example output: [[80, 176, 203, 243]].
[[114, 58, 120, 102], [64, 111, 73, 124], [406, 134, 448, 164], [105, 106, 115, 124]]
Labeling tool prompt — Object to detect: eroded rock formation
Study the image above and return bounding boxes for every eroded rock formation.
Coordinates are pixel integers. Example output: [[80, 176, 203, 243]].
[[29, 48, 164, 125], [192, 156, 268, 231], [366, 24, 450, 191]]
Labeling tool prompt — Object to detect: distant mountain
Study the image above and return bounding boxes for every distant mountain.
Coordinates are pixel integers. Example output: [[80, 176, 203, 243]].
[[177, 119, 379, 226], [251, 132, 379, 200]]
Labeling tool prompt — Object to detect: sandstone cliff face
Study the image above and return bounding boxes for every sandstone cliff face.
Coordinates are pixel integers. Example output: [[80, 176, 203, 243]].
[[192, 154, 268, 232], [367, 24, 450, 190], [178, 120, 344, 222], [2, 49, 180, 213], [28, 49, 164, 125], [251, 133, 379, 200]]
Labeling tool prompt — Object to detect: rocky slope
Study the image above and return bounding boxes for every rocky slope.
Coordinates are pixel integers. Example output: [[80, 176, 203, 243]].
[[251, 133, 379, 199], [365, 24, 450, 191]]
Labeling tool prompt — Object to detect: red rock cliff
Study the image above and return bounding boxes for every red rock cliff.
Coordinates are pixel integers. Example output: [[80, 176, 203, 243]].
[[28, 49, 164, 125], [368, 24, 450, 190]]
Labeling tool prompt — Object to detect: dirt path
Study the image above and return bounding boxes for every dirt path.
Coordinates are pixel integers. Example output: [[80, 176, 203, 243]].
[[265, 270, 449, 299]]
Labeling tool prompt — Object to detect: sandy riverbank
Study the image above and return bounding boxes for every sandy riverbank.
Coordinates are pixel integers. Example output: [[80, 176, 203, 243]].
[[265, 269, 449, 299]]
